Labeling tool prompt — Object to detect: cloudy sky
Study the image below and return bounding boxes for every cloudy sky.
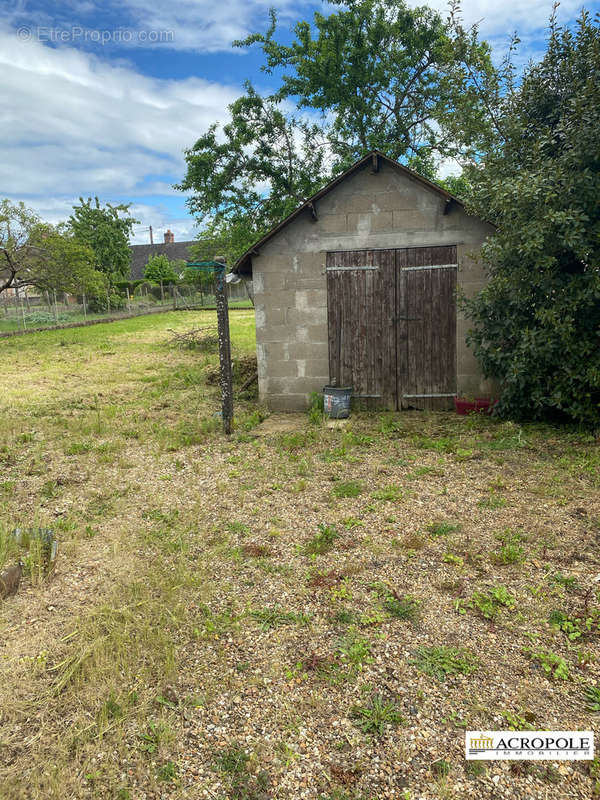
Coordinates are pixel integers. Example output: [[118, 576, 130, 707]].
[[0, 0, 595, 243]]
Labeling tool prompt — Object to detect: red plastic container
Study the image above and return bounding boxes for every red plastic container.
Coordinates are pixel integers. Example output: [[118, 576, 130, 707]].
[[454, 397, 493, 416]]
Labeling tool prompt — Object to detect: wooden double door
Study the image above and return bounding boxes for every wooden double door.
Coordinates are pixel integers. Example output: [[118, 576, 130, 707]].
[[326, 245, 457, 410]]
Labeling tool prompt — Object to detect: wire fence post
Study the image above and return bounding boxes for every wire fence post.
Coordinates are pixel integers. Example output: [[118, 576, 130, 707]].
[[214, 256, 233, 435]]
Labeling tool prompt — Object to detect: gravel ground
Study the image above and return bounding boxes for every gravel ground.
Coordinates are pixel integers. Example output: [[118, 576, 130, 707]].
[[1, 402, 599, 799]]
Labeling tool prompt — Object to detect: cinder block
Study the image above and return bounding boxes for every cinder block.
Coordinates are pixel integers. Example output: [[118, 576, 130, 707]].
[[285, 276, 325, 291], [392, 209, 428, 229], [253, 255, 294, 273], [319, 214, 348, 234], [262, 342, 288, 361], [347, 211, 394, 233], [289, 342, 329, 360], [263, 307, 286, 327], [265, 394, 310, 412], [295, 289, 327, 311], [264, 289, 295, 308], [286, 306, 327, 327], [259, 324, 292, 343], [265, 377, 296, 394], [295, 324, 328, 344], [301, 358, 331, 378], [261, 272, 287, 291], [268, 360, 298, 378], [327, 192, 379, 214], [373, 191, 416, 211]]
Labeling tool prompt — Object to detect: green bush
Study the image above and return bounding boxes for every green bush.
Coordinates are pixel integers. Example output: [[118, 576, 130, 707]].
[[87, 293, 126, 313], [463, 13, 600, 426]]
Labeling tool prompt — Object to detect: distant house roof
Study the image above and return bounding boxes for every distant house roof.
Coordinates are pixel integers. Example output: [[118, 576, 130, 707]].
[[233, 150, 464, 276], [129, 241, 195, 281]]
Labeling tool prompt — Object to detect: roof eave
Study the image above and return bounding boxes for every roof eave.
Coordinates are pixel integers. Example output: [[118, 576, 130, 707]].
[[232, 151, 463, 275]]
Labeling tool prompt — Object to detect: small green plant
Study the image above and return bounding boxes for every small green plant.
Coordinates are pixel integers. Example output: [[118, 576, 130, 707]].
[[443, 553, 464, 566], [525, 648, 569, 680], [227, 521, 250, 536], [372, 484, 405, 502], [331, 609, 355, 625], [137, 721, 168, 754], [478, 489, 506, 509], [329, 578, 352, 602], [427, 521, 461, 537], [304, 523, 340, 555], [333, 480, 363, 498], [308, 392, 324, 425], [584, 685, 600, 712], [464, 585, 515, 620], [250, 607, 311, 631], [156, 761, 178, 782], [215, 742, 250, 776], [465, 761, 486, 778], [384, 594, 420, 620], [411, 646, 478, 681], [350, 694, 404, 736], [431, 759, 451, 778], [337, 630, 373, 669], [548, 609, 600, 641], [368, 581, 420, 620], [548, 572, 580, 591], [500, 710, 535, 730], [492, 529, 526, 565], [342, 517, 364, 529]]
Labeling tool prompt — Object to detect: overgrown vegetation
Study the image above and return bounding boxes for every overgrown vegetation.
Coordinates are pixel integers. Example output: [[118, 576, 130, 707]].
[[1, 313, 599, 798], [462, 10, 600, 425]]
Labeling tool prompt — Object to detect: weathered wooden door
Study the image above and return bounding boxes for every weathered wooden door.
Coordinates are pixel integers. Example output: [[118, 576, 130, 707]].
[[326, 249, 396, 408], [327, 245, 457, 410]]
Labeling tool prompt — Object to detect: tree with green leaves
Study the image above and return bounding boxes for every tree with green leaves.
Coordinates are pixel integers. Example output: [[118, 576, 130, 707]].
[[143, 254, 181, 285], [237, 0, 491, 165], [68, 197, 138, 284], [462, 9, 600, 425], [0, 198, 104, 296], [177, 85, 329, 262], [178, 0, 493, 260]]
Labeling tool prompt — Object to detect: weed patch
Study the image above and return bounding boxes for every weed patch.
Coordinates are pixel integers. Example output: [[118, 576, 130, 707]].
[[411, 646, 479, 681]]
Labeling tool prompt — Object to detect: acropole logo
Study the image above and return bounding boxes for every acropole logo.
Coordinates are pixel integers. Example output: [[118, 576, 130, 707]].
[[465, 731, 594, 760]]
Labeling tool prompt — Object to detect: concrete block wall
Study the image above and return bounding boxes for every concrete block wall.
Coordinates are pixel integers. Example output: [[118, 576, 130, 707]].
[[252, 160, 496, 410]]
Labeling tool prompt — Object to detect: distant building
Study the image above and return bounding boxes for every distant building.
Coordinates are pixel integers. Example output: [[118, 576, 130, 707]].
[[129, 229, 195, 281]]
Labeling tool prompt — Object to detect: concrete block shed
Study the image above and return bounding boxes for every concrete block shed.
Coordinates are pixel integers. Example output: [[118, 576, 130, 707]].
[[233, 151, 496, 412]]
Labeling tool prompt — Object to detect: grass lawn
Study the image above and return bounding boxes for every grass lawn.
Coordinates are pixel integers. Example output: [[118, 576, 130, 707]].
[[0, 310, 599, 799]]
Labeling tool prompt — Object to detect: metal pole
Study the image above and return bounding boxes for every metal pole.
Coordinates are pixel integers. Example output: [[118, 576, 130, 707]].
[[82, 290, 87, 319], [17, 286, 26, 329], [214, 256, 233, 435]]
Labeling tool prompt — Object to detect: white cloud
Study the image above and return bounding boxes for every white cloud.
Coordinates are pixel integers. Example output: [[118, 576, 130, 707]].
[[7, 0, 317, 54], [0, 29, 239, 226], [407, 0, 585, 37]]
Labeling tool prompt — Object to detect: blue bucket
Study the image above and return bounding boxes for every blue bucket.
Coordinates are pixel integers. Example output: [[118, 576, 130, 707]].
[[323, 385, 352, 419]]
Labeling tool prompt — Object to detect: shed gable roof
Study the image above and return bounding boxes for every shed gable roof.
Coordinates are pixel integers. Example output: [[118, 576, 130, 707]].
[[233, 151, 464, 275]]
